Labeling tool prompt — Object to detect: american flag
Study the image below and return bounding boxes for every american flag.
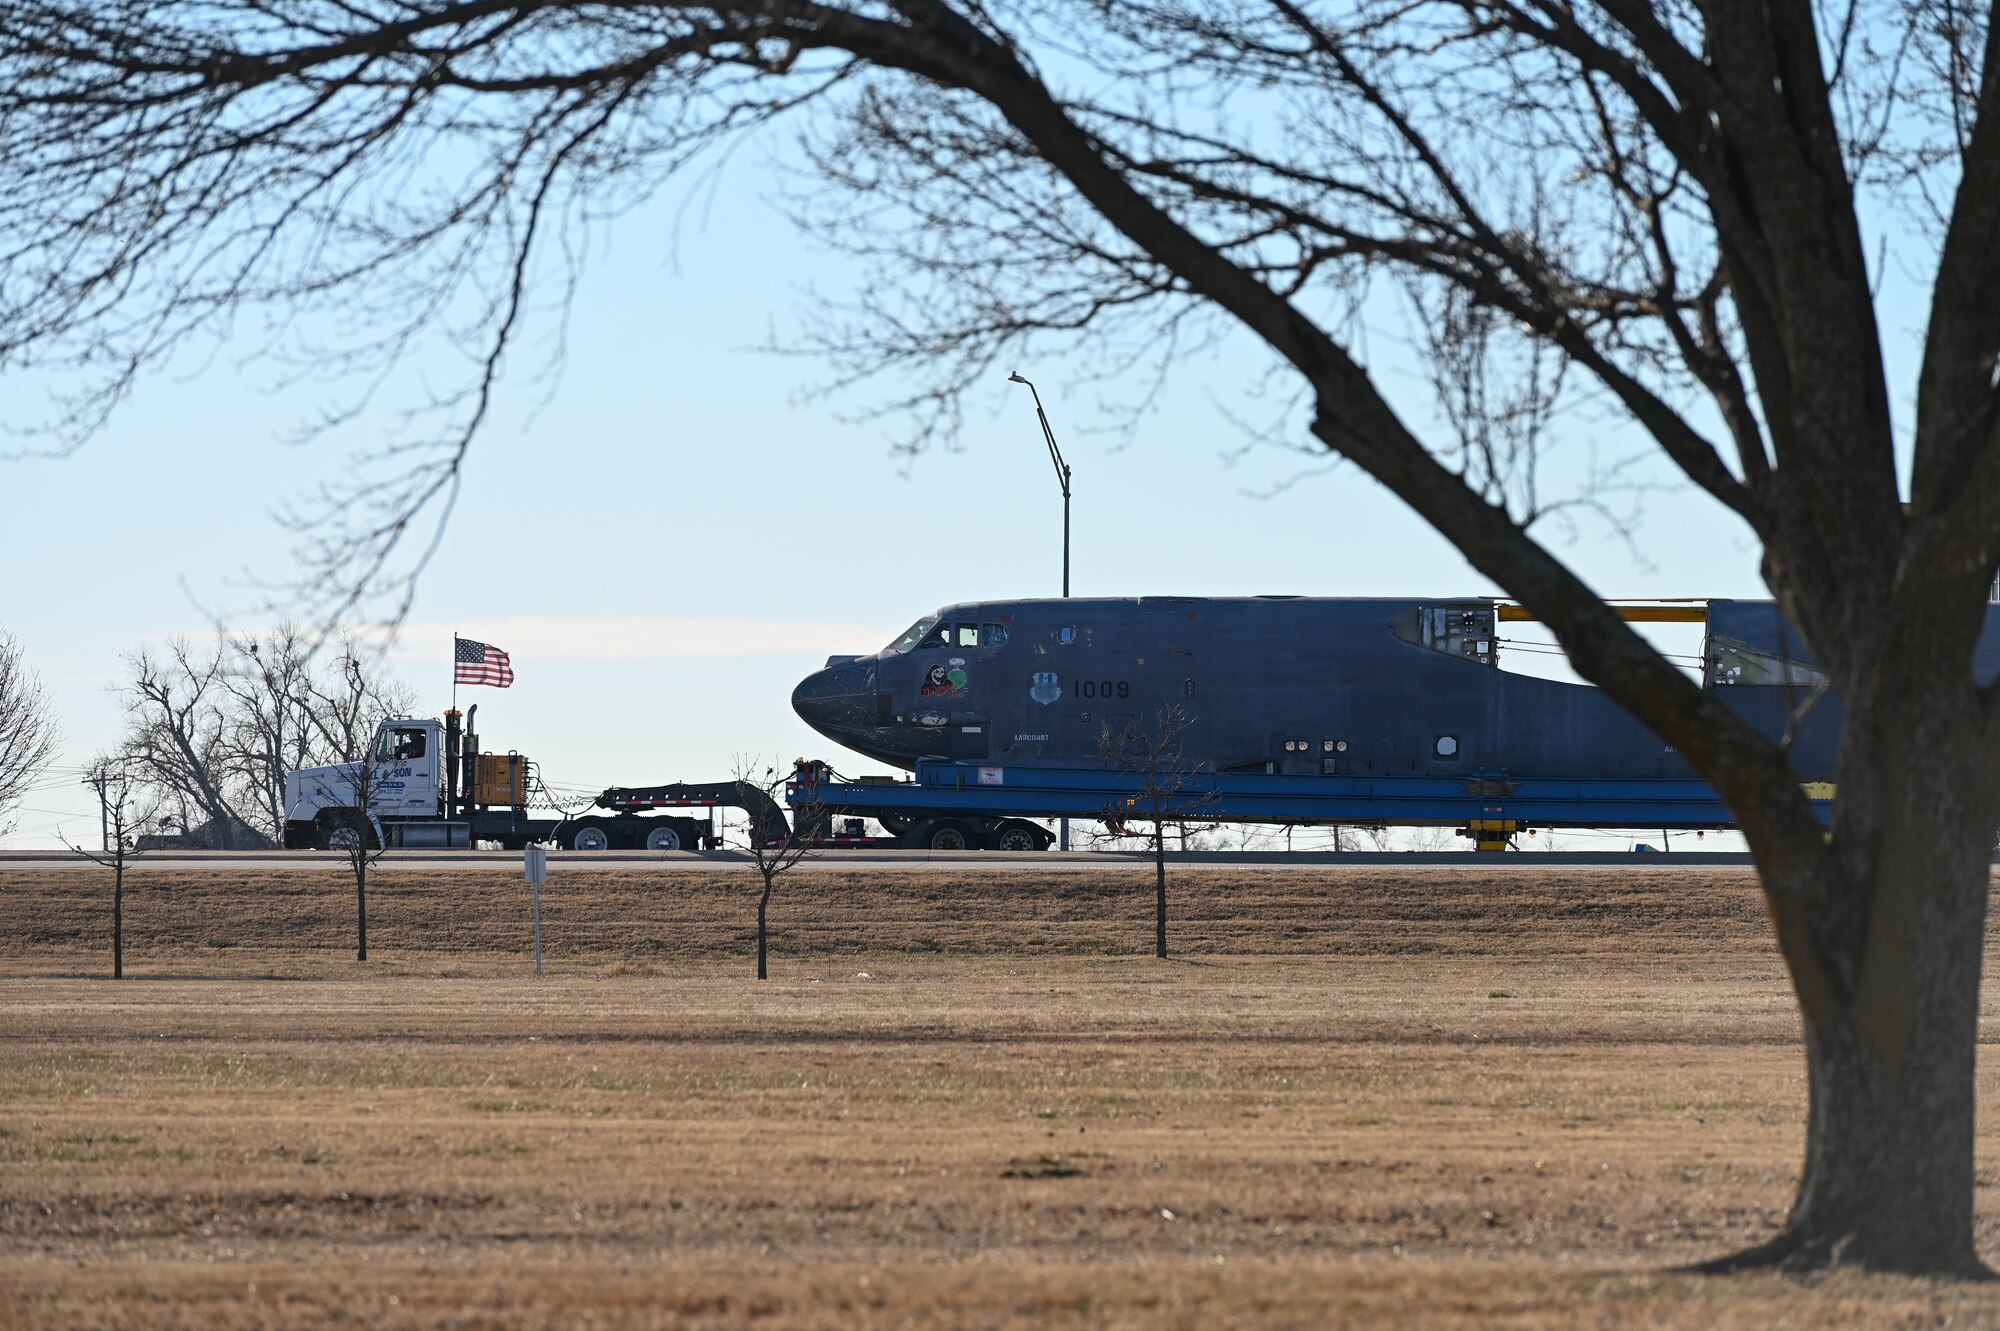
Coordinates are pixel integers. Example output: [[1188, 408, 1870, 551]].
[[454, 637, 514, 688]]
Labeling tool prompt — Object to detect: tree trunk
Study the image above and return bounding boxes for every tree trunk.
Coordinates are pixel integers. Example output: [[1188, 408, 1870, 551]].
[[356, 858, 368, 962], [1723, 713, 1994, 1276], [757, 873, 773, 980], [112, 860, 123, 981], [1154, 824, 1168, 959]]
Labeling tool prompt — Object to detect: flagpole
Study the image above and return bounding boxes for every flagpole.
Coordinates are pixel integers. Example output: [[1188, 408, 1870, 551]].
[[452, 632, 459, 715]]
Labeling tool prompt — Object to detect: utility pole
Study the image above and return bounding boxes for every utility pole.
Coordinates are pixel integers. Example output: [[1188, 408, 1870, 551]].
[[1009, 371, 1074, 849]]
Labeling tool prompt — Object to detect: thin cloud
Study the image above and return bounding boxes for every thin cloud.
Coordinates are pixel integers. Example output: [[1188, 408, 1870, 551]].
[[387, 617, 896, 661]]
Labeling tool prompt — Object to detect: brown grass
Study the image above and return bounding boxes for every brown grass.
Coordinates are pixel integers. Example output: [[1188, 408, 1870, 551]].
[[3, 861, 2000, 1327], [0, 860, 1782, 969]]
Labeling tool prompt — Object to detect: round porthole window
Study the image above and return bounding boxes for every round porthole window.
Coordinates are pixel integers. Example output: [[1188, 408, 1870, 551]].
[[1435, 734, 1460, 758]]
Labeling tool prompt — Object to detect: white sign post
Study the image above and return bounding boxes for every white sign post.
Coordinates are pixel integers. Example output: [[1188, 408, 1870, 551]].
[[523, 845, 548, 977]]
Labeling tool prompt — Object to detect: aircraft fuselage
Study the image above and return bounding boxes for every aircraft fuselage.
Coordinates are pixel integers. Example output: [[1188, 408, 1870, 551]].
[[791, 596, 1881, 781]]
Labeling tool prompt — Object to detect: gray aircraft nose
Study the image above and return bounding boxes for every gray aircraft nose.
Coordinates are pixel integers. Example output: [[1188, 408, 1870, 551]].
[[791, 659, 878, 741]]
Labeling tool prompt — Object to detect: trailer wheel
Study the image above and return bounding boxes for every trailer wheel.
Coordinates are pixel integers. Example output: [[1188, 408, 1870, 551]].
[[876, 814, 915, 837], [926, 821, 972, 852], [996, 822, 1045, 852], [567, 820, 612, 851], [643, 824, 683, 851]]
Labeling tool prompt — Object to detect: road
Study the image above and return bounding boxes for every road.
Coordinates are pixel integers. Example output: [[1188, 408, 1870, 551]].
[[0, 848, 1758, 870]]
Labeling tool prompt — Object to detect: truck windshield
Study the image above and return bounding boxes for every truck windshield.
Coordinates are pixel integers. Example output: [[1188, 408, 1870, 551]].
[[884, 617, 937, 654]]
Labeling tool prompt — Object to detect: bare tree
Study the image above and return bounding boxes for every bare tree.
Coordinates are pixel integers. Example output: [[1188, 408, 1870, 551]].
[[119, 629, 412, 848], [62, 758, 149, 980], [731, 760, 821, 981], [1402, 825, 1467, 855], [0, 630, 59, 837], [1098, 704, 1215, 959], [121, 639, 261, 849], [226, 629, 416, 836], [301, 642, 419, 766], [5, 1, 2000, 1273], [221, 625, 322, 842], [327, 743, 391, 963]]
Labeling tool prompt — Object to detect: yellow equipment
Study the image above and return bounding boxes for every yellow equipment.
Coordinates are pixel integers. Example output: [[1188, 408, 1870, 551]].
[[1496, 602, 1709, 624], [1496, 599, 1712, 623], [474, 752, 528, 809], [1460, 817, 1520, 852]]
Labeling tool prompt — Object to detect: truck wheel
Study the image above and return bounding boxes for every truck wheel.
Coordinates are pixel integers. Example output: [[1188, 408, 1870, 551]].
[[644, 824, 683, 851], [926, 821, 972, 852], [567, 820, 612, 851], [314, 812, 369, 851], [996, 822, 1044, 852], [877, 814, 915, 836]]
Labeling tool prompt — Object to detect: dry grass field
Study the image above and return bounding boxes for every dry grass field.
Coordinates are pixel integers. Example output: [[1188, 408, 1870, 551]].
[[5, 858, 2000, 1327]]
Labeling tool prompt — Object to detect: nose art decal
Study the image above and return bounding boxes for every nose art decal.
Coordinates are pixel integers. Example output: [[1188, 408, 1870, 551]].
[[921, 658, 970, 698]]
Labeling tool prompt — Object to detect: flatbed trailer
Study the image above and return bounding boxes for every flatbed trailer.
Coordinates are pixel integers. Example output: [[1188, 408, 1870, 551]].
[[595, 779, 1055, 852], [295, 719, 1812, 856], [280, 710, 1059, 852], [790, 759, 1832, 850]]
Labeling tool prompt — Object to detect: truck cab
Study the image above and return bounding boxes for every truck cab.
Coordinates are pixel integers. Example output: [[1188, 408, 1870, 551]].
[[369, 720, 444, 816], [281, 717, 444, 848]]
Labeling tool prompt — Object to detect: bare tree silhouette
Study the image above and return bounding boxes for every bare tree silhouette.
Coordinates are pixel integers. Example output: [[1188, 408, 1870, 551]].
[[0, 631, 58, 837], [1097, 704, 1215, 959], [119, 630, 412, 848], [326, 740, 392, 963], [63, 758, 150, 979], [731, 760, 821, 981]]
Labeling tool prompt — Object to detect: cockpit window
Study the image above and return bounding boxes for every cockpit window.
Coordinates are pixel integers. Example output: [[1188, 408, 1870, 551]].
[[884, 617, 938, 654], [885, 617, 1002, 653]]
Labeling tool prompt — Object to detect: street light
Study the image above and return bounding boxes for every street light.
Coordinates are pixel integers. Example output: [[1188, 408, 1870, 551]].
[[1009, 371, 1074, 852], [1008, 372, 1072, 598]]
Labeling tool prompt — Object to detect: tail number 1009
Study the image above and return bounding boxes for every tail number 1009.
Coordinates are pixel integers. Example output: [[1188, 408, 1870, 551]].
[[1074, 679, 1131, 699]]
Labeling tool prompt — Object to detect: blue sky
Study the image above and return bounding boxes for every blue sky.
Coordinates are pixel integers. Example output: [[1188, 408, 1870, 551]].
[[1, 127, 1782, 848]]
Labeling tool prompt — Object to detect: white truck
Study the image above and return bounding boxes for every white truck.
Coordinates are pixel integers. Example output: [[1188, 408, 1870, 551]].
[[281, 706, 719, 851]]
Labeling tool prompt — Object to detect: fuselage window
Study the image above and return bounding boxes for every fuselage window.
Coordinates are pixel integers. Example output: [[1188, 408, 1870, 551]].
[[952, 623, 980, 649], [885, 617, 939, 654], [981, 623, 1008, 650], [916, 623, 951, 650]]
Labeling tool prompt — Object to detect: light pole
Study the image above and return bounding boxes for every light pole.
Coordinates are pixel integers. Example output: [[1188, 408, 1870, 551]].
[[1008, 372, 1072, 597], [1009, 371, 1073, 851]]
